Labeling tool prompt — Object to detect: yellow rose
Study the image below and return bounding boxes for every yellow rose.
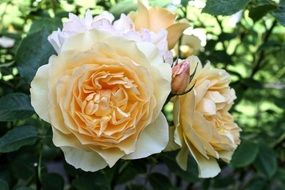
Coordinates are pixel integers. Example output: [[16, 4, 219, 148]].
[[129, 2, 189, 49], [173, 56, 241, 178], [30, 30, 171, 171]]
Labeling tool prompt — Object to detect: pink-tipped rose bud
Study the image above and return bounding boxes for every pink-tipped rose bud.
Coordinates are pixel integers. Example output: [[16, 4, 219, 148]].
[[171, 60, 190, 94]]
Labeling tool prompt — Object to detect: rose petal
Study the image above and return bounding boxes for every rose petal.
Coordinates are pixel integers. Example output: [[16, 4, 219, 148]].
[[30, 64, 50, 122], [167, 22, 189, 49], [123, 112, 169, 159], [94, 148, 125, 167], [199, 98, 216, 115], [176, 146, 188, 170], [185, 139, 221, 178], [62, 146, 107, 172]]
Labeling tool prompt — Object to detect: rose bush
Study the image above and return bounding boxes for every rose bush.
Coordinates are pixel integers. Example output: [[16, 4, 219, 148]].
[[30, 11, 172, 171], [172, 56, 241, 178]]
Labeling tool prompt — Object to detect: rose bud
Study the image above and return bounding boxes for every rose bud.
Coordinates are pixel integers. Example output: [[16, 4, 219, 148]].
[[171, 60, 190, 94]]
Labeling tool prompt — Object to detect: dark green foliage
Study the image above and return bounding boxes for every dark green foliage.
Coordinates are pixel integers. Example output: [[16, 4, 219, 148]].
[[0, 125, 38, 153], [203, 0, 250, 15], [16, 28, 55, 83], [0, 0, 285, 189], [0, 93, 34, 121]]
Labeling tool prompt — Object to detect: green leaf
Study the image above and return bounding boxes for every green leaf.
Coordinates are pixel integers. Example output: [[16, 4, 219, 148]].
[[29, 17, 62, 34], [149, 0, 171, 7], [116, 161, 146, 184], [11, 154, 36, 180], [181, 0, 189, 7], [273, 0, 285, 26], [71, 169, 113, 190], [0, 125, 38, 153], [110, 0, 137, 18], [16, 28, 55, 83], [249, 4, 277, 22], [244, 178, 267, 190], [0, 179, 9, 190], [230, 140, 259, 168], [161, 152, 199, 183], [0, 93, 34, 121], [149, 173, 178, 190], [203, 0, 249, 16], [42, 173, 64, 190], [254, 144, 277, 178]]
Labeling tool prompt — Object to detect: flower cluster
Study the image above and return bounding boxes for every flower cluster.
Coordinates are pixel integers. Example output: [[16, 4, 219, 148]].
[[30, 2, 240, 178]]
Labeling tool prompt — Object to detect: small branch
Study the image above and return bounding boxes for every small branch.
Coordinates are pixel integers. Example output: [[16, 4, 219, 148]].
[[249, 20, 277, 78], [215, 16, 227, 51]]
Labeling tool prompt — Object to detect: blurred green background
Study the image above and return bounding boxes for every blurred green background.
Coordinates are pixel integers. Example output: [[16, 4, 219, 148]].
[[0, 0, 285, 189]]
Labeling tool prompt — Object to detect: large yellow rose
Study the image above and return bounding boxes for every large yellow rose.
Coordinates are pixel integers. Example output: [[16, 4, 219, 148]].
[[30, 29, 171, 171], [129, 2, 189, 49], [173, 56, 241, 178]]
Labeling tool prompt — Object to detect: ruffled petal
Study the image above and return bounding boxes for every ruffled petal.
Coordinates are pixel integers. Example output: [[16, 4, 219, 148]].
[[185, 138, 221, 178], [30, 64, 50, 122], [123, 112, 169, 159], [62, 146, 108, 172]]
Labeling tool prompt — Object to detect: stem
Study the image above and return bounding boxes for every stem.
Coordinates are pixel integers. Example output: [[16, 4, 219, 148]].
[[215, 16, 227, 51], [249, 20, 277, 78], [35, 142, 43, 190]]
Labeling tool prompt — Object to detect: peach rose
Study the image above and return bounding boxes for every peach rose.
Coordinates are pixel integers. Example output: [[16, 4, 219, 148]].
[[173, 56, 241, 178], [30, 13, 172, 171], [129, 2, 189, 49], [171, 59, 191, 94]]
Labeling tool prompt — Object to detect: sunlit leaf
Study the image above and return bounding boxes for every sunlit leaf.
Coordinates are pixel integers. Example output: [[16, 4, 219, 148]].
[[203, 0, 249, 16]]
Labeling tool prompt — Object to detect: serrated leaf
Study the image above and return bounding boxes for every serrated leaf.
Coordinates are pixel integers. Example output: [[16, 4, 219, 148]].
[[16, 28, 55, 83], [0, 125, 38, 153], [273, 0, 285, 26], [254, 144, 277, 178], [0, 93, 34, 121], [29, 17, 62, 34], [230, 140, 259, 168], [249, 4, 277, 22], [203, 0, 249, 16]]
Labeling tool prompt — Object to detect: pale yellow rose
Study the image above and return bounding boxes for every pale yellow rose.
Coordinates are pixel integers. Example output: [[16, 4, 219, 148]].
[[30, 30, 171, 171], [128, 1, 189, 49], [173, 56, 241, 178], [173, 28, 207, 58]]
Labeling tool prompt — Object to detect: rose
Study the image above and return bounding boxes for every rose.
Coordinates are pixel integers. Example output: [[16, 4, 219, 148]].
[[173, 28, 207, 58], [30, 12, 172, 171], [172, 56, 241, 178], [129, 2, 189, 49], [49, 10, 173, 64], [171, 59, 191, 94]]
